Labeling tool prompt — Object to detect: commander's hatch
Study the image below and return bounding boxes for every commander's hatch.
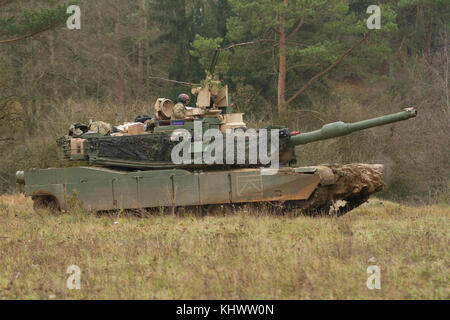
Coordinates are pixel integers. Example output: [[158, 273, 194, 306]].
[[213, 85, 229, 108], [193, 78, 229, 109]]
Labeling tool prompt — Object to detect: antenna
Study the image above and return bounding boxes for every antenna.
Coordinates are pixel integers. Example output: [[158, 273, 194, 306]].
[[209, 46, 221, 75]]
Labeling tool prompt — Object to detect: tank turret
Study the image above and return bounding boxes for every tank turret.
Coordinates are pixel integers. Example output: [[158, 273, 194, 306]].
[[56, 91, 417, 170]]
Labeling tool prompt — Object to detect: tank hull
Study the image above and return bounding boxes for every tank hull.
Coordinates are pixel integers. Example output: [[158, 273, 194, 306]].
[[22, 164, 385, 215]]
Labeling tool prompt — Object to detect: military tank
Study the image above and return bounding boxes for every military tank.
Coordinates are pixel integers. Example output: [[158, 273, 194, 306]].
[[16, 75, 417, 216]]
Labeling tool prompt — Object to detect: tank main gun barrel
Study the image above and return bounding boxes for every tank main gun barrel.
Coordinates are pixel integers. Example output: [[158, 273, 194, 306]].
[[289, 108, 417, 146]]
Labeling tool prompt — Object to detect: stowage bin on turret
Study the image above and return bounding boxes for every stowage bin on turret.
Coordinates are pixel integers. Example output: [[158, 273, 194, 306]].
[[18, 76, 417, 216]]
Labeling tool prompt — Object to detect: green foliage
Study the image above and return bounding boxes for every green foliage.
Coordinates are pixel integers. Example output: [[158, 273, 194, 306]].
[[150, 0, 231, 83], [191, 0, 400, 108], [384, 0, 449, 56], [190, 35, 231, 76], [0, 1, 74, 41], [190, 35, 222, 69]]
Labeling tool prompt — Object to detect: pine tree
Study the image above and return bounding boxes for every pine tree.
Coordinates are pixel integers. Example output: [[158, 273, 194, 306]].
[[192, 0, 400, 116]]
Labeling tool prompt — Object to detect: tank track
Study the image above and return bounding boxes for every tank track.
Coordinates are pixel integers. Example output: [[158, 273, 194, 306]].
[[32, 164, 384, 217]]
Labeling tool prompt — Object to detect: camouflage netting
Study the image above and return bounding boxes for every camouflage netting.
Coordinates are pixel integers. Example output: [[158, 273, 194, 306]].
[[84, 128, 293, 166], [87, 133, 174, 162]]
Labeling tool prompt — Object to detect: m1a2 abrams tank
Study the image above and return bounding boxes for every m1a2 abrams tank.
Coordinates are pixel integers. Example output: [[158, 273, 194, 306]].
[[17, 76, 417, 216]]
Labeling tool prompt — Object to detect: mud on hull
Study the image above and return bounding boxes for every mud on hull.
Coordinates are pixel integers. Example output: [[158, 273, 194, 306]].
[[21, 164, 384, 216]]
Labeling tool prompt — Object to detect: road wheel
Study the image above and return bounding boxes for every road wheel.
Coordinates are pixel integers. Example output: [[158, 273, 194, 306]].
[[32, 195, 60, 213]]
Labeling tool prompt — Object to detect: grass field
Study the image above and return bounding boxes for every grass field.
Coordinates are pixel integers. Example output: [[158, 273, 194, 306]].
[[0, 194, 448, 300]]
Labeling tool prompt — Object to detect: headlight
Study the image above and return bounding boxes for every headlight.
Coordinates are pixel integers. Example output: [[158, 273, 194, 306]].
[[16, 171, 25, 185]]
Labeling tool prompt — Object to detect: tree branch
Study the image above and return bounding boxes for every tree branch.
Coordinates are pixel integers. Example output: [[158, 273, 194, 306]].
[[0, 23, 62, 45], [219, 39, 275, 51], [270, 26, 281, 35], [287, 17, 304, 40], [286, 34, 368, 105], [148, 76, 200, 87], [0, 0, 14, 8]]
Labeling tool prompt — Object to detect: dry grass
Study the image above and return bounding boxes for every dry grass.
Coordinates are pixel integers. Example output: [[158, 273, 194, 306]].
[[0, 194, 448, 300]]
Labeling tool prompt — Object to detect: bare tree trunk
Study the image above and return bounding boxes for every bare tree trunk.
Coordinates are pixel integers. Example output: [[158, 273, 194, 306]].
[[137, 36, 143, 87], [137, 0, 145, 92], [48, 33, 55, 66], [277, 0, 288, 115], [114, 1, 124, 105], [48, 32, 58, 98], [425, 4, 433, 59], [444, 30, 449, 113]]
